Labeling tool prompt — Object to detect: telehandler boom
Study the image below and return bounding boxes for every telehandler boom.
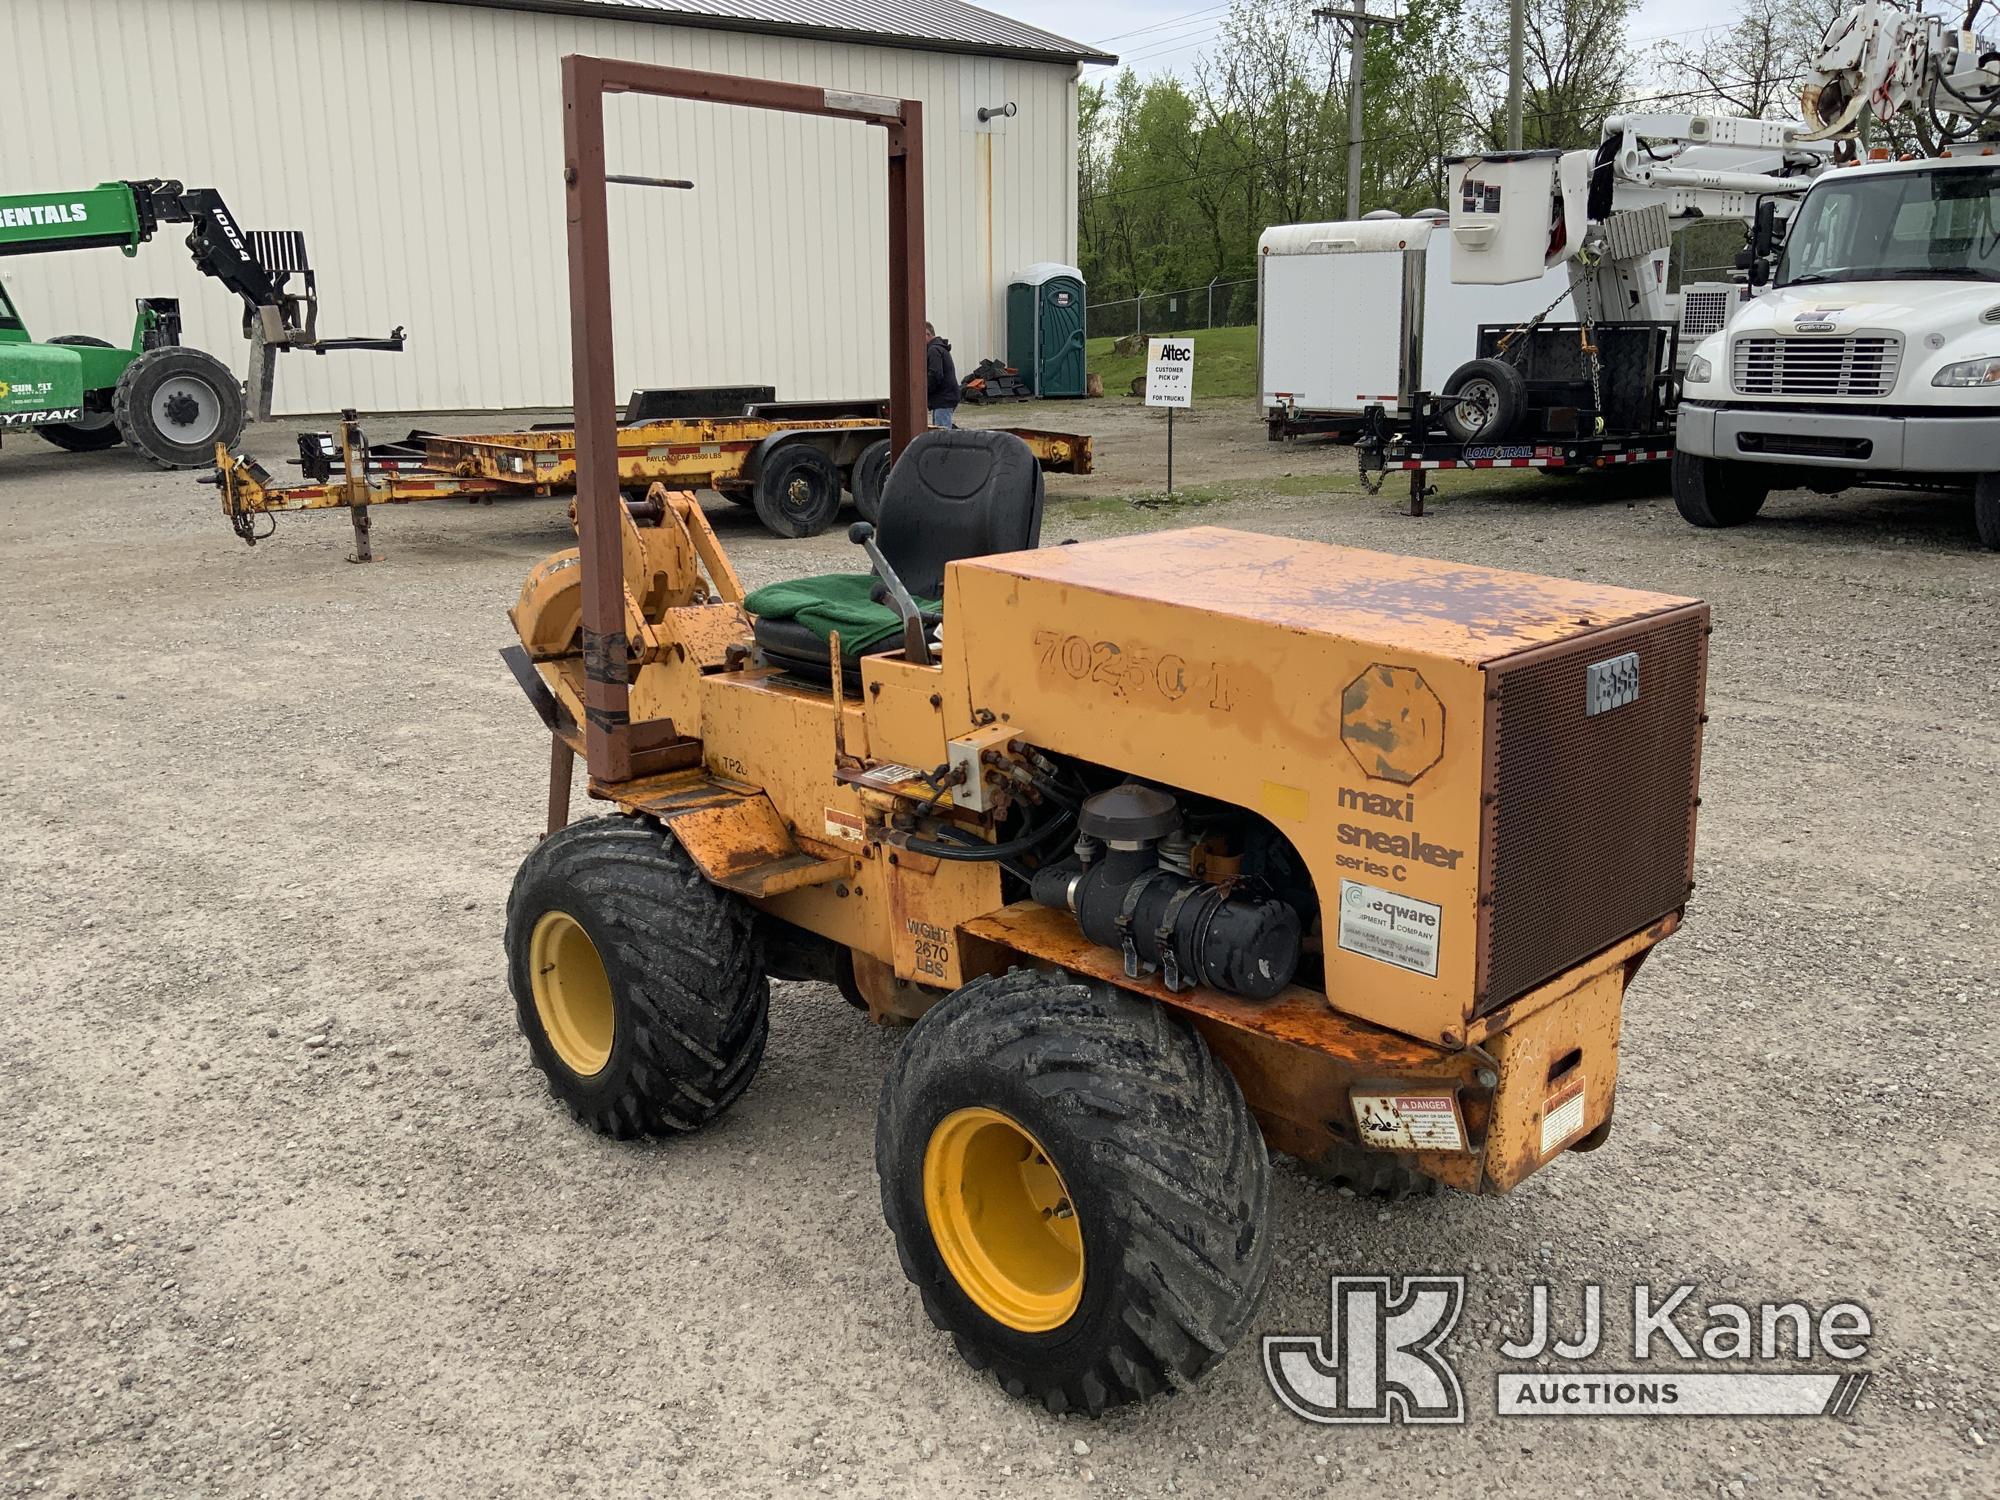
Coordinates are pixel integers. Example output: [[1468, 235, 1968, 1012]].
[[0, 178, 401, 467]]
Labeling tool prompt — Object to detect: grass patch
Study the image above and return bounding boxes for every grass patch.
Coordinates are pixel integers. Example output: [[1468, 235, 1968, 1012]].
[[1048, 469, 1367, 526], [1087, 324, 1258, 402], [1051, 487, 1224, 520]]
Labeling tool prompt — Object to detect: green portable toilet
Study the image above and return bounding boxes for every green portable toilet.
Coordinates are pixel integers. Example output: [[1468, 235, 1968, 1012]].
[[1005, 263, 1087, 398]]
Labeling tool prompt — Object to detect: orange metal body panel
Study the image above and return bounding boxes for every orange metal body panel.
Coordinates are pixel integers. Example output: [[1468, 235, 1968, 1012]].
[[523, 523, 1703, 1196], [946, 528, 1699, 1048]]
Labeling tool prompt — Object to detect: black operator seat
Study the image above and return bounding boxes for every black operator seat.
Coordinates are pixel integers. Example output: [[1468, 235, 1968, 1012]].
[[747, 427, 1044, 686]]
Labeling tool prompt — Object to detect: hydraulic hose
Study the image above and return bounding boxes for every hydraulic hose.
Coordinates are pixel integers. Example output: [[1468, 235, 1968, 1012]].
[[892, 808, 1076, 863]]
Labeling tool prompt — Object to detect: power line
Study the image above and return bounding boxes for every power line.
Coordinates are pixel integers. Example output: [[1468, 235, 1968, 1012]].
[[1119, 25, 1226, 61], [1119, 28, 1230, 66], [1628, 19, 1737, 46], [1083, 72, 1812, 205], [1093, 4, 1232, 46]]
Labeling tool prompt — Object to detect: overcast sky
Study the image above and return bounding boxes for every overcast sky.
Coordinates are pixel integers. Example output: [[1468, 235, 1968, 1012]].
[[995, 0, 1752, 88]]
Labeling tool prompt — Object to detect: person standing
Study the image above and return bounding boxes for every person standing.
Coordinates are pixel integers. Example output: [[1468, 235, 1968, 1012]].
[[924, 321, 959, 428]]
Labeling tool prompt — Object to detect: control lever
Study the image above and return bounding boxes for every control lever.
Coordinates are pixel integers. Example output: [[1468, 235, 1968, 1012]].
[[849, 521, 932, 667]]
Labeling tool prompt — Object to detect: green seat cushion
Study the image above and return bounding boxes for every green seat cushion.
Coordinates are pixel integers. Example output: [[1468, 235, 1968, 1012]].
[[743, 572, 940, 654]]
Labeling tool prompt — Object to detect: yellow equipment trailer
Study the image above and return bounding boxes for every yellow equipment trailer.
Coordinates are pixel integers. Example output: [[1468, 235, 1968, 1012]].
[[492, 56, 1711, 1416], [212, 409, 1092, 559]]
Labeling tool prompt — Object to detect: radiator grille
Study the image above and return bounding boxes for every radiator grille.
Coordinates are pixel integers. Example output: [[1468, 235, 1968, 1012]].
[[1678, 287, 1736, 341], [1731, 334, 1900, 397], [1477, 608, 1708, 1011]]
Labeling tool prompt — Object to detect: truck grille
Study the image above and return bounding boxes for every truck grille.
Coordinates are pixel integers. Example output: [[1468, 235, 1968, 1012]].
[[1678, 287, 1737, 341], [1476, 607, 1708, 1012], [1731, 334, 1900, 397]]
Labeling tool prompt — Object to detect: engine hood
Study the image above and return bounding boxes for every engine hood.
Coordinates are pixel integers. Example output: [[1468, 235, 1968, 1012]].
[[1739, 281, 2000, 339], [1681, 280, 2000, 406]]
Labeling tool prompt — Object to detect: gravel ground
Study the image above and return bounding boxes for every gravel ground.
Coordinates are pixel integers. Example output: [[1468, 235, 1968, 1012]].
[[1, 400, 1994, 1499]]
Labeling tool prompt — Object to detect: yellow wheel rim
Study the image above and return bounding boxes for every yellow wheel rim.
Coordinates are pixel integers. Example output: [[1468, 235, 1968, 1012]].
[[922, 1106, 1083, 1333], [527, 910, 615, 1077]]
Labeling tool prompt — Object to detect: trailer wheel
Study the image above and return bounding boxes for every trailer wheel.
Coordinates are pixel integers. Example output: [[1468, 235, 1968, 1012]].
[[717, 488, 757, 509], [1672, 451, 1768, 528], [35, 336, 123, 452], [877, 969, 1273, 1414], [1974, 474, 2000, 551], [113, 346, 245, 469], [851, 438, 892, 524], [753, 441, 843, 537], [505, 815, 768, 1139], [1439, 358, 1527, 442]]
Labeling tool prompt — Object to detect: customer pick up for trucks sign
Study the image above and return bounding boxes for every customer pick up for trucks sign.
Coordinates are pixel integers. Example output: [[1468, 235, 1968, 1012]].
[[1145, 338, 1194, 408]]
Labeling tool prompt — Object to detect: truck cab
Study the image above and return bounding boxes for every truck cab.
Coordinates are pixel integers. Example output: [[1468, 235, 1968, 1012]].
[[1675, 154, 2000, 546]]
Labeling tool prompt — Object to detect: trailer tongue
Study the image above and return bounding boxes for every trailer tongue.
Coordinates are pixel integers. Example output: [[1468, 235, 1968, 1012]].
[[209, 400, 1094, 559]]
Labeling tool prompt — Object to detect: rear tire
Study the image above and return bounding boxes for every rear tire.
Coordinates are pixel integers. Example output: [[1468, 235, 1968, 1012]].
[[1673, 450, 1769, 528], [851, 438, 892, 524], [1294, 1143, 1441, 1200], [1975, 473, 2000, 551], [753, 442, 843, 537], [36, 335, 122, 451], [113, 345, 245, 469], [1439, 357, 1528, 442], [877, 969, 1273, 1414], [505, 815, 768, 1138]]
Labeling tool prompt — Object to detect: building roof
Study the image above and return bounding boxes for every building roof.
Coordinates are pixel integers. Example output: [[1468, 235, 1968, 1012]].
[[442, 0, 1117, 64]]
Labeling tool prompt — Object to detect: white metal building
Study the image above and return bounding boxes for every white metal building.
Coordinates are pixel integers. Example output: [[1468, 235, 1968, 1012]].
[[0, 0, 1109, 415]]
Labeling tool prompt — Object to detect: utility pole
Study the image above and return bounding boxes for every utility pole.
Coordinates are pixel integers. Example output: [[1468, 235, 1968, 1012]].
[[1507, 0, 1524, 149], [1314, 6, 1398, 220]]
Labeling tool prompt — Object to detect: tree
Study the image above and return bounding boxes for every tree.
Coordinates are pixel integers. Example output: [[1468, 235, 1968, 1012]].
[[1652, 0, 1848, 119], [1471, 0, 1637, 149], [1076, 0, 1483, 311]]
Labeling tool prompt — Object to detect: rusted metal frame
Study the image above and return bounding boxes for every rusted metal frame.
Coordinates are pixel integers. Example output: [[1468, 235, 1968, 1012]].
[[959, 903, 1486, 1178], [562, 54, 926, 789], [885, 108, 927, 459], [659, 489, 746, 604], [341, 414, 373, 563], [547, 736, 575, 836]]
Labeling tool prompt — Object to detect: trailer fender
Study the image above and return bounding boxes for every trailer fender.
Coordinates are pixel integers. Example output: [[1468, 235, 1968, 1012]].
[[742, 425, 885, 483]]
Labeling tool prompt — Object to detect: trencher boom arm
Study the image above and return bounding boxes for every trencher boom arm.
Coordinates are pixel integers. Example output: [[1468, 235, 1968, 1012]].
[[0, 179, 405, 355]]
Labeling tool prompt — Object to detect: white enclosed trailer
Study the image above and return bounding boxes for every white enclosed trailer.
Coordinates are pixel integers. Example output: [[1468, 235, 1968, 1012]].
[[1256, 213, 1573, 438]]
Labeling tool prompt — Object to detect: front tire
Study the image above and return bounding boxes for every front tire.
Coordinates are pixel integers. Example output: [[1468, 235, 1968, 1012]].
[[1974, 473, 2000, 550], [877, 970, 1273, 1414], [505, 815, 768, 1137], [113, 346, 246, 469], [1294, 1142, 1441, 1200], [37, 335, 122, 452], [1673, 450, 1769, 528]]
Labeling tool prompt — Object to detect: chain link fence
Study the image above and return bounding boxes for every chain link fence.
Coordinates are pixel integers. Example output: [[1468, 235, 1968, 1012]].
[[1090, 278, 1257, 340]]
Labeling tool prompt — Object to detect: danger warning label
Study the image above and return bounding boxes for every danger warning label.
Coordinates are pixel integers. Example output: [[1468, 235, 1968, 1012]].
[[1352, 1091, 1466, 1152], [1540, 1075, 1587, 1156]]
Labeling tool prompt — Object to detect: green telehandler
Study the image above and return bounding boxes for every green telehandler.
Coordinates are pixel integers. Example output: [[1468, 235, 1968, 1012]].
[[0, 179, 401, 468]]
